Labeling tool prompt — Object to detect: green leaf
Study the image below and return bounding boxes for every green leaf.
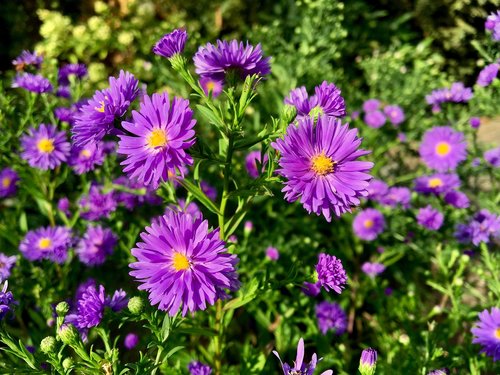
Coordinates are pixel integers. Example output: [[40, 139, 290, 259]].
[[179, 179, 220, 215], [233, 135, 269, 151], [223, 278, 259, 311], [196, 104, 225, 129]]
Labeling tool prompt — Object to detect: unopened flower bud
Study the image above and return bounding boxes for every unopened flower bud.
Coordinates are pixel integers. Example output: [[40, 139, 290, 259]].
[[55, 301, 70, 317], [359, 348, 377, 375], [128, 296, 144, 315], [58, 324, 79, 345], [62, 357, 74, 370], [40, 336, 57, 354]]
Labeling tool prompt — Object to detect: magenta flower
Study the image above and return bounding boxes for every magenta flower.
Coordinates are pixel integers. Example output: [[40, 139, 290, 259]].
[[273, 338, 333, 375], [471, 307, 500, 361], [153, 29, 187, 58], [12, 50, 43, 70], [271, 115, 373, 222], [417, 206, 444, 231], [363, 110, 386, 128], [193, 40, 270, 82], [353, 209, 385, 241], [129, 211, 240, 316], [362, 99, 380, 112], [366, 179, 389, 202], [316, 253, 347, 294], [477, 63, 499, 87], [265, 246, 279, 261], [117, 92, 196, 188], [484, 146, 500, 167], [470, 117, 481, 129], [199, 77, 224, 98], [305, 81, 346, 119], [188, 361, 212, 375], [414, 173, 460, 195], [79, 185, 117, 221], [76, 225, 117, 266], [315, 301, 347, 335], [443, 190, 469, 209], [361, 262, 386, 277], [379, 187, 411, 209], [245, 150, 268, 178], [383, 105, 405, 126], [12, 73, 52, 93], [419, 126, 467, 172], [69, 142, 105, 175], [19, 226, 72, 263], [0, 168, 19, 198], [21, 124, 70, 170], [124, 333, 139, 350]]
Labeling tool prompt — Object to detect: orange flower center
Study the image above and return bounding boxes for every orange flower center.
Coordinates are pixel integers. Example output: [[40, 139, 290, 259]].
[[95, 101, 105, 113], [435, 142, 451, 157], [172, 252, 190, 271], [37, 138, 55, 154], [495, 328, 500, 340], [428, 178, 443, 188], [38, 237, 52, 250], [311, 153, 335, 176], [2, 178, 10, 188], [364, 219, 374, 229], [206, 81, 216, 91], [147, 129, 167, 149], [80, 149, 92, 158]]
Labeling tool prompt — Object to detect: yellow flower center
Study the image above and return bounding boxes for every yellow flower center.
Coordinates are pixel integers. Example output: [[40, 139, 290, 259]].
[[494, 327, 500, 339], [2, 178, 10, 188], [37, 138, 55, 154], [172, 252, 190, 271], [428, 178, 443, 188], [80, 149, 92, 158], [435, 142, 451, 157], [311, 153, 335, 176], [206, 81, 216, 91], [364, 219, 374, 229], [38, 237, 52, 250], [95, 101, 105, 113], [147, 129, 167, 149]]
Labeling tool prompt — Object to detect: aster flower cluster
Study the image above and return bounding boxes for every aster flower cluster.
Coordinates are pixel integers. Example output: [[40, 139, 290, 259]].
[[315, 301, 347, 335], [425, 82, 473, 112], [361, 99, 405, 128], [485, 10, 500, 41], [455, 209, 500, 246], [477, 63, 499, 87]]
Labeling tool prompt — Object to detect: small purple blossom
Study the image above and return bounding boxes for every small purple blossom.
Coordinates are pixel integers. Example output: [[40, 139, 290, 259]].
[[470, 117, 481, 129], [153, 29, 187, 58], [383, 105, 405, 126], [200, 77, 224, 98], [362, 99, 380, 112], [417, 205, 444, 230], [76, 225, 117, 266], [315, 301, 347, 335], [0, 254, 17, 280], [484, 147, 500, 167], [302, 281, 321, 297], [414, 173, 460, 195], [58, 63, 87, 85], [124, 333, 139, 350], [66, 284, 106, 329], [0, 168, 19, 198], [273, 338, 333, 375], [188, 361, 212, 375], [359, 348, 378, 372], [19, 226, 72, 263], [471, 307, 500, 361], [443, 190, 469, 209], [353, 209, 385, 241], [79, 185, 117, 221], [419, 126, 467, 172], [363, 110, 386, 128], [69, 142, 105, 175], [315, 253, 348, 294], [200, 181, 217, 201], [477, 63, 499, 87], [379, 187, 411, 209], [12, 50, 43, 70], [57, 197, 70, 215], [106, 289, 128, 312], [366, 179, 389, 202], [361, 262, 386, 277], [54, 107, 77, 124], [265, 246, 279, 261], [0, 282, 16, 320], [245, 150, 268, 178], [12, 73, 52, 93], [21, 124, 70, 170]]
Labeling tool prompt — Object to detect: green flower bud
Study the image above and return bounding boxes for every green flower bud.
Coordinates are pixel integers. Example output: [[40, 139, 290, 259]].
[[58, 324, 79, 345], [128, 296, 144, 315], [40, 336, 57, 354], [358, 348, 377, 375], [62, 357, 74, 370], [281, 104, 297, 124], [55, 301, 70, 317]]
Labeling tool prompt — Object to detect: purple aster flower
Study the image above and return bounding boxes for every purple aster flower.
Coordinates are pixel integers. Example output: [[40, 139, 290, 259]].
[[477, 63, 499, 87], [306, 81, 346, 119], [271, 115, 373, 222], [470, 117, 481, 129], [485, 11, 500, 30], [315, 253, 347, 294], [57, 197, 70, 215], [117, 92, 196, 188], [72, 70, 139, 147], [12, 73, 52, 93], [449, 82, 473, 102], [0, 281, 16, 320], [129, 211, 240, 316], [426, 83, 473, 110], [124, 333, 139, 350], [494, 23, 500, 41], [302, 281, 321, 297], [166, 199, 202, 220], [69, 142, 105, 175], [266, 246, 279, 261], [398, 132, 407, 143], [284, 86, 311, 116], [359, 348, 378, 373], [315, 301, 347, 335], [106, 289, 128, 311], [12, 50, 43, 70], [361, 262, 386, 277], [273, 338, 333, 375], [419, 126, 467, 172], [0, 168, 19, 198], [383, 105, 405, 126], [0, 254, 17, 280], [54, 107, 77, 124], [484, 147, 500, 167], [19, 226, 72, 263], [188, 361, 212, 375], [199, 77, 224, 98], [79, 185, 117, 221], [470, 210, 500, 246], [20, 124, 70, 170], [76, 225, 117, 266], [245, 150, 268, 178], [66, 284, 106, 329], [193, 40, 271, 82], [153, 29, 187, 59], [427, 369, 449, 375], [200, 181, 217, 201], [455, 223, 473, 244], [363, 110, 386, 128], [353, 209, 385, 241], [414, 173, 460, 195], [113, 177, 161, 209], [351, 110, 360, 120], [471, 307, 500, 361], [362, 99, 380, 113], [58, 63, 87, 86], [417, 205, 444, 230], [366, 179, 389, 202], [443, 190, 469, 209], [379, 187, 411, 209], [56, 85, 71, 99]]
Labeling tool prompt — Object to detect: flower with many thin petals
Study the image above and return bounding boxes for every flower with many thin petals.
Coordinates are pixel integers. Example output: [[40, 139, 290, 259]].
[[0, 168, 19, 198], [272, 116, 373, 222], [477, 63, 499, 87], [471, 307, 500, 361], [117, 92, 196, 188], [364, 111, 385, 128], [19, 226, 72, 263], [21, 124, 70, 170], [353, 209, 385, 241], [199, 77, 224, 98], [484, 146, 500, 167], [12, 50, 43, 70], [58, 63, 87, 85], [273, 338, 333, 375], [79, 185, 117, 221], [383, 105, 405, 126], [153, 29, 187, 58], [76, 226, 117, 266], [188, 361, 212, 375], [316, 253, 347, 294], [69, 142, 105, 175], [361, 262, 386, 277], [414, 173, 460, 195], [12, 73, 52, 93], [417, 205, 444, 230], [315, 301, 347, 335], [0, 254, 17, 280], [419, 126, 467, 172]]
